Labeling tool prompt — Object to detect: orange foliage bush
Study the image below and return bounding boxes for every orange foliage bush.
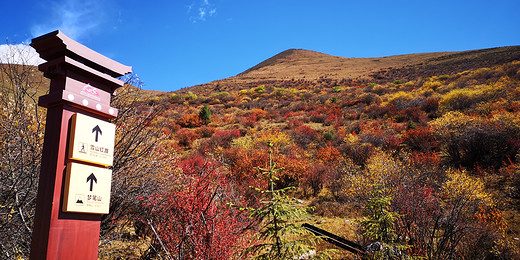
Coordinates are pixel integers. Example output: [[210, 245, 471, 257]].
[[177, 113, 204, 128]]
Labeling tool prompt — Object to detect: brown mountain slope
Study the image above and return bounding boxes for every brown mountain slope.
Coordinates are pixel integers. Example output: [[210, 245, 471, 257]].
[[180, 46, 520, 94], [236, 48, 453, 81]]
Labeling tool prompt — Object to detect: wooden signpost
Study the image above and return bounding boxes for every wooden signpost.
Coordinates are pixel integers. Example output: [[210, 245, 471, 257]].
[[29, 30, 131, 259]]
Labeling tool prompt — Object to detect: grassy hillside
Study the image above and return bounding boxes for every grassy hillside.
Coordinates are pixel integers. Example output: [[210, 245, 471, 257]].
[[129, 46, 520, 258]]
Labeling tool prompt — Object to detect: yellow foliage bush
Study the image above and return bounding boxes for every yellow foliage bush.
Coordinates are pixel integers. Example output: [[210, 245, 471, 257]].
[[384, 91, 417, 109], [441, 169, 494, 208], [438, 84, 505, 112], [340, 150, 404, 203], [429, 111, 520, 167], [231, 136, 254, 149], [418, 79, 443, 94], [253, 130, 294, 152]]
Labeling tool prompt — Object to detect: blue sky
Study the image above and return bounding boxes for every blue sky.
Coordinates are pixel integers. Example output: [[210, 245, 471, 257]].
[[1, 0, 519, 92]]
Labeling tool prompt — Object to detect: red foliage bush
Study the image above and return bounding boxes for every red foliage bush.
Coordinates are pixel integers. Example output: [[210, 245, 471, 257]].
[[302, 165, 329, 196], [195, 126, 216, 138], [421, 97, 439, 114], [309, 111, 326, 123], [175, 128, 200, 147], [359, 128, 401, 151], [286, 119, 304, 129], [290, 125, 320, 147], [273, 153, 311, 188], [211, 129, 241, 148], [315, 145, 343, 165], [365, 104, 398, 119], [393, 184, 442, 257], [339, 141, 375, 166], [238, 114, 258, 128], [139, 157, 250, 259], [402, 126, 439, 152], [222, 148, 268, 203], [199, 128, 241, 154], [397, 106, 428, 124]]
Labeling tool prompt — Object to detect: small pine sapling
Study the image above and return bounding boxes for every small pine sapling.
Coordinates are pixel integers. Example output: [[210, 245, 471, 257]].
[[359, 184, 411, 259], [199, 104, 212, 124], [236, 141, 330, 259]]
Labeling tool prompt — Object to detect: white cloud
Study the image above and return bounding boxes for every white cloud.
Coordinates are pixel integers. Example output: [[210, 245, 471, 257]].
[[188, 0, 217, 22], [0, 44, 46, 66], [30, 0, 103, 41]]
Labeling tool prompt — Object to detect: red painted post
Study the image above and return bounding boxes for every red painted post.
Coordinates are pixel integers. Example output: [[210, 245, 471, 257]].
[[29, 30, 131, 259]]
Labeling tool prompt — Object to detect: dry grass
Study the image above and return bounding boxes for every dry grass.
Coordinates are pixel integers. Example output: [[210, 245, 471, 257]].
[[235, 49, 453, 82], [183, 46, 520, 95]]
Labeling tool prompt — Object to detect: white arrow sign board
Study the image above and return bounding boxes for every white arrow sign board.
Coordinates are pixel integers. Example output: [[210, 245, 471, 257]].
[[63, 162, 112, 214], [68, 113, 115, 166]]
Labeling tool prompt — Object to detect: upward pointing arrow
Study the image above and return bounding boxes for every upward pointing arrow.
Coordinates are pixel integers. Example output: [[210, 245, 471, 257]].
[[86, 173, 97, 191], [92, 125, 102, 142]]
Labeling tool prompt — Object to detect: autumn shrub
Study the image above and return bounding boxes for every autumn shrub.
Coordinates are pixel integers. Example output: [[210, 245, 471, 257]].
[[302, 164, 329, 197], [436, 170, 498, 258], [177, 113, 204, 128], [407, 151, 444, 185], [290, 125, 320, 148], [286, 118, 303, 129], [184, 91, 198, 100], [195, 125, 216, 138], [340, 150, 404, 205], [392, 167, 513, 259], [249, 108, 267, 120], [274, 153, 310, 189], [322, 128, 338, 143], [420, 96, 439, 115], [339, 134, 375, 166], [364, 103, 398, 119], [253, 130, 295, 153], [348, 155, 511, 259], [222, 148, 268, 202], [386, 91, 421, 110], [309, 110, 326, 123], [401, 126, 438, 152], [359, 128, 401, 151], [395, 106, 428, 124], [140, 157, 250, 259], [204, 128, 241, 149], [393, 183, 443, 257], [324, 113, 341, 126], [0, 61, 45, 258], [315, 145, 342, 165], [429, 111, 520, 168], [238, 114, 258, 128], [231, 135, 254, 150], [358, 92, 381, 105], [254, 84, 265, 94], [175, 128, 200, 147], [438, 84, 505, 112]]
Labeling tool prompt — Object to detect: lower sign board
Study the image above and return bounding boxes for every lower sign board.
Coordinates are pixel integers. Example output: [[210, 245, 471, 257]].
[[63, 162, 112, 214]]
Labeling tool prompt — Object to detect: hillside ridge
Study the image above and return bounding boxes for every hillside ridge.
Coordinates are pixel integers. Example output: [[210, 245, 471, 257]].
[[178, 45, 520, 95]]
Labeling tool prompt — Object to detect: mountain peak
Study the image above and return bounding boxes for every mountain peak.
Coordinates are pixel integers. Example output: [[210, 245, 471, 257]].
[[236, 49, 343, 79], [238, 49, 335, 75]]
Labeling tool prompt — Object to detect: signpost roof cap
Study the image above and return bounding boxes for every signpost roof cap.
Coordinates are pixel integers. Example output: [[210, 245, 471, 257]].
[[31, 30, 132, 78]]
